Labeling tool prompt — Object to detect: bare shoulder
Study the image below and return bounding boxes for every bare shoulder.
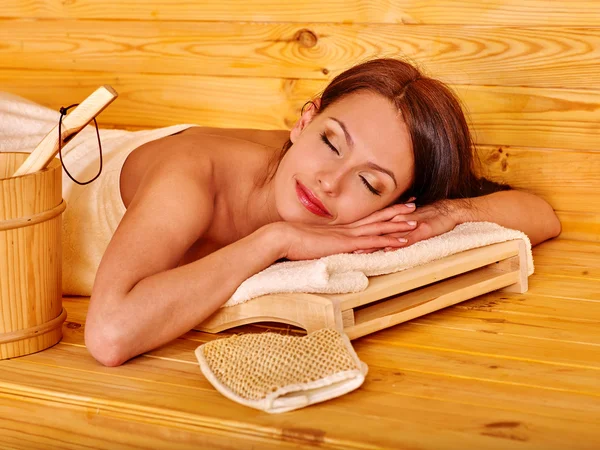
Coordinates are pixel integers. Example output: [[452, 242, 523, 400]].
[[120, 130, 216, 209]]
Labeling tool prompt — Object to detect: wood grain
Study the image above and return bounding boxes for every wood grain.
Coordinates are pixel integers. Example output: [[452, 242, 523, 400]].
[[1, 70, 598, 151], [1, 0, 599, 25], [2, 20, 598, 89], [0, 154, 65, 359], [476, 146, 600, 213], [2, 238, 595, 448], [554, 211, 599, 242]]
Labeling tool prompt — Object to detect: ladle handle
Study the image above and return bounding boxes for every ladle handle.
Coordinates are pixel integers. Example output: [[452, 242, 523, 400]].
[[12, 85, 118, 177]]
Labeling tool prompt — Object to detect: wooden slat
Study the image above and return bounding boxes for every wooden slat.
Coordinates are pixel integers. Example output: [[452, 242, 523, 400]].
[[554, 211, 600, 243], [0, 393, 311, 450], [1, 70, 599, 152], [65, 306, 600, 399], [1, 20, 599, 89], [33, 337, 600, 424], [411, 306, 599, 345], [457, 290, 600, 322], [476, 146, 600, 214], [0, 359, 532, 450], [5, 239, 592, 449], [1, 0, 599, 25], [531, 239, 600, 281], [1, 329, 598, 449]]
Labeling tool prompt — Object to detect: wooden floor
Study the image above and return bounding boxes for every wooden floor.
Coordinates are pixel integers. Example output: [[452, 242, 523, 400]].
[[1, 238, 599, 449]]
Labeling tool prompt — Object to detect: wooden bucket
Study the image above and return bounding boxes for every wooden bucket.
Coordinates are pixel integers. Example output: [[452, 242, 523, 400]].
[[0, 153, 67, 359]]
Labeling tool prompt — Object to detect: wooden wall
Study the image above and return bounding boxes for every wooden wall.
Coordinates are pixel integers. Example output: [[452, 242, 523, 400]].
[[0, 1, 598, 241]]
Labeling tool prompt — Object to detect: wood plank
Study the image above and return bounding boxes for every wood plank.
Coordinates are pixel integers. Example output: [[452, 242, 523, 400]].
[[555, 210, 600, 242], [0, 393, 312, 450], [1, 0, 599, 25], [361, 321, 599, 369], [476, 146, 600, 214], [0, 360, 523, 450], [5, 260, 594, 450], [456, 290, 600, 322], [61, 274, 600, 370], [2, 336, 599, 449], [2, 20, 599, 89], [24, 338, 600, 423], [531, 239, 600, 280], [525, 273, 600, 301], [59, 327, 600, 398], [1, 70, 599, 151], [410, 307, 599, 345]]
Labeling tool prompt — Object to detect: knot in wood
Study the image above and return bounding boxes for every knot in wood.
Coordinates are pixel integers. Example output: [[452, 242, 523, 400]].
[[295, 29, 318, 48]]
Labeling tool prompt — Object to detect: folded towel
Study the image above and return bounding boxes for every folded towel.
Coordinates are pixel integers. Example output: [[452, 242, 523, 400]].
[[195, 328, 368, 413], [224, 221, 533, 307]]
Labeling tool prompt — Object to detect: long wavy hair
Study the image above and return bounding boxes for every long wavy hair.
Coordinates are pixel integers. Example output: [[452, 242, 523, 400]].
[[266, 57, 509, 207]]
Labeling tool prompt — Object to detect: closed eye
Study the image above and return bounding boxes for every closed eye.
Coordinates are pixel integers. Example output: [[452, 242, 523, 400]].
[[360, 176, 381, 196], [320, 132, 339, 155]]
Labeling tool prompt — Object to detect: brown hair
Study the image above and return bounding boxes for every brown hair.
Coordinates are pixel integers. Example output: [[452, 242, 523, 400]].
[[269, 57, 509, 206]]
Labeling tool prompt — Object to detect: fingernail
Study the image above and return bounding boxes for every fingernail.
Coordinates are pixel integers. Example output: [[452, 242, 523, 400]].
[[397, 238, 408, 243], [405, 203, 415, 208], [407, 220, 417, 226]]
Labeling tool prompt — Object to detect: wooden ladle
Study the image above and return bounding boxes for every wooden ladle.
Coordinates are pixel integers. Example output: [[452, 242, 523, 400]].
[[12, 85, 118, 177]]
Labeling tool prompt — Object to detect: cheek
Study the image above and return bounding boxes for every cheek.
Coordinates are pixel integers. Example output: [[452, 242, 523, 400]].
[[334, 194, 381, 224]]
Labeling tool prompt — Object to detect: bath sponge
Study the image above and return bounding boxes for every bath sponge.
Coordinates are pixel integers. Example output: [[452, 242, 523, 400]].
[[195, 328, 368, 413]]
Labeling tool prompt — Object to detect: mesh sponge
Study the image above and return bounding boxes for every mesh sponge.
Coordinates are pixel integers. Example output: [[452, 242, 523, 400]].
[[195, 328, 368, 414]]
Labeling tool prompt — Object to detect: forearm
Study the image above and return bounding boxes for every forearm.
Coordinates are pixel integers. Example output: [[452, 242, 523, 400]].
[[86, 224, 284, 366], [453, 190, 561, 246]]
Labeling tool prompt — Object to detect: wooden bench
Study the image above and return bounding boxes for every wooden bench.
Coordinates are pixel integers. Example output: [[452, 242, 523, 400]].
[[0, 1, 598, 448]]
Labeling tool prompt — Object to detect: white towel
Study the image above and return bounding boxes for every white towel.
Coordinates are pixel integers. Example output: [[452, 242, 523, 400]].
[[224, 221, 533, 307], [0, 90, 195, 295]]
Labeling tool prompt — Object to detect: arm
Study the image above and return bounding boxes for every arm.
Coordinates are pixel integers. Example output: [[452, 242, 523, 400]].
[[85, 153, 284, 367], [387, 190, 561, 249], [453, 189, 562, 246]]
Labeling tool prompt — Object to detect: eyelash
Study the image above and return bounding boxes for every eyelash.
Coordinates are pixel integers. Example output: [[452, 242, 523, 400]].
[[320, 131, 339, 155], [319, 132, 381, 196], [360, 176, 381, 196]]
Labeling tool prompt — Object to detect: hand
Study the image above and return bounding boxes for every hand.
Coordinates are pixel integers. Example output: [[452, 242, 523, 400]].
[[275, 214, 418, 261], [350, 199, 460, 254]]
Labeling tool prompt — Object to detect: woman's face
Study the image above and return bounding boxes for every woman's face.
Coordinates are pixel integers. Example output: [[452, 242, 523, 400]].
[[273, 91, 414, 225]]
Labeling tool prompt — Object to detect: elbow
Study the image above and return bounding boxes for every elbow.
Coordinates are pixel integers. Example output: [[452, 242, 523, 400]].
[[84, 299, 130, 367], [531, 206, 562, 247], [547, 205, 562, 240], [85, 324, 128, 367], [551, 214, 562, 239]]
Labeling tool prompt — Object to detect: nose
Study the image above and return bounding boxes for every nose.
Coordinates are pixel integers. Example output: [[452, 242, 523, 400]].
[[317, 168, 342, 196]]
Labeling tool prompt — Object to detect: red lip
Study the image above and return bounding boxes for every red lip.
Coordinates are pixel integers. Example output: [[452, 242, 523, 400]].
[[295, 181, 332, 217]]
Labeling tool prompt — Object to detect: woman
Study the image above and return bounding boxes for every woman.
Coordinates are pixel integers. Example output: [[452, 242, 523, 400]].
[[83, 58, 561, 366]]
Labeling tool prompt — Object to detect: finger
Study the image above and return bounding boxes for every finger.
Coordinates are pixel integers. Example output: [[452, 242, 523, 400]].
[[351, 220, 418, 237], [352, 235, 409, 251], [353, 248, 380, 254], [402, 222, 433, 246], [347, 203, 417, 228], [383, 231, 411, 239]]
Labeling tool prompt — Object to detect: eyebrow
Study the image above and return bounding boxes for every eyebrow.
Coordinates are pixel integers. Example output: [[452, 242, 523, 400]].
[[329, 117, 398, 188]]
